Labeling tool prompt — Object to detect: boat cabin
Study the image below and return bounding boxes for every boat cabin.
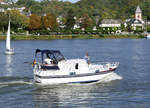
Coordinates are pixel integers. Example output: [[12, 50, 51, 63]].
[[35, 49, 65, 70], [35, 49, 65, 64]]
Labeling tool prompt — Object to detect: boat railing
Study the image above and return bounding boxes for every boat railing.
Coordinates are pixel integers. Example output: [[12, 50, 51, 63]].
[[91, 61, 119, 67]]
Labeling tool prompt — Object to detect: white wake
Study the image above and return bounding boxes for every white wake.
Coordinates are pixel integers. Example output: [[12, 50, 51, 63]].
[[98, 72, 122, 83], [0, 80, 33, 88]]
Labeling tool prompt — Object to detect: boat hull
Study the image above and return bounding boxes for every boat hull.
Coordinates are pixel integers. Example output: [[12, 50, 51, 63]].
[[5, 50, 14, 55], [34, 71, 114, 84]]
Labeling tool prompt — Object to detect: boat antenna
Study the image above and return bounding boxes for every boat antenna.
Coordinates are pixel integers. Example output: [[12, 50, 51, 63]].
[[86, 51, 88, 56]]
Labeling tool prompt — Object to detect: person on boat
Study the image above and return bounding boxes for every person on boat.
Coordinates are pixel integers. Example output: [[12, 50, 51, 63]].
[[32, 59, 36, 67], [85, 52, 90, 64], [44, 58, 53, 65]]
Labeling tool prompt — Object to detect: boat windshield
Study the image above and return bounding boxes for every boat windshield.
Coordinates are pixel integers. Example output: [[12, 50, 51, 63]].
[[35, 49, 65, 64]]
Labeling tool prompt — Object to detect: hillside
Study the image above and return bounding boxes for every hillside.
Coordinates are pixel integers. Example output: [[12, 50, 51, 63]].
[[2, 0, 149, 20], [74, 0, 150, 20]]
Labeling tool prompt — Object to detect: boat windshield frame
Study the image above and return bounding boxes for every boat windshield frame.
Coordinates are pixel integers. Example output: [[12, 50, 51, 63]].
[[35, 49, 65, 64]]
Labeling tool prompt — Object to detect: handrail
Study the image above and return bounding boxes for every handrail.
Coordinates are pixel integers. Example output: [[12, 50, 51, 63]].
[[91, 61, 119, 65]]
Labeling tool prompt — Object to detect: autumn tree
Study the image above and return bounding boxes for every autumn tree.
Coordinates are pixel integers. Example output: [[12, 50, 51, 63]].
[[43, 13, 58, 30], [80, 13, 93, 29], [29, 14, 41, 30]]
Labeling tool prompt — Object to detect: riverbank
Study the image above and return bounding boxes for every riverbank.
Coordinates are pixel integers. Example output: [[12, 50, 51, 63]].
[[0, 34, 146, 40]]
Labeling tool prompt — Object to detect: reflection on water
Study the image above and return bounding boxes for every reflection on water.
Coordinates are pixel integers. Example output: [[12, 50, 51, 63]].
[[32, 73, 122, 108], [5, 55, 13, 76], [33, 84, 98, 107]]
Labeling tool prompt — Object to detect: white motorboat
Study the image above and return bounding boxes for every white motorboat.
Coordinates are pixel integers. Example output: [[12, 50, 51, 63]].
[[33, 49, 119, 84], [5, 16, 14, 55]]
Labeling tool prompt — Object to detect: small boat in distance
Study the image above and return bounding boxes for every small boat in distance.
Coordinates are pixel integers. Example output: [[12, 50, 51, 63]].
[[33, 49, 119, 84], [5, 16, 14, 55]]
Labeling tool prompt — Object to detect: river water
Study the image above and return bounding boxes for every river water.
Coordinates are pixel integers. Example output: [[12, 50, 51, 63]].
[[0, 39, 150, 108]]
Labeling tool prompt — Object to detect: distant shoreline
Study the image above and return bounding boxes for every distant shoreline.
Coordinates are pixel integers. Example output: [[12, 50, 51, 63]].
[[0, 34, 146, 40]]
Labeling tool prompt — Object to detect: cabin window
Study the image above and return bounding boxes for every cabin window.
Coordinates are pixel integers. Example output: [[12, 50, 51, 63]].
[[75, 63, 78, 69]]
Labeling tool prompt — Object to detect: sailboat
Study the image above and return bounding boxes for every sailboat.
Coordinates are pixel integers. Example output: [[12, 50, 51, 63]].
[[5, 16, 14, 55]]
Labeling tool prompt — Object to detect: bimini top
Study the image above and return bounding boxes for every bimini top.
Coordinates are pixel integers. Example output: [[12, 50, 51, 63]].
[[35, 49, 65, 64]]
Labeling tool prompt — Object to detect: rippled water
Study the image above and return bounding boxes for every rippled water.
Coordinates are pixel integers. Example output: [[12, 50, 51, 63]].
[[0, 39, 150, 108]]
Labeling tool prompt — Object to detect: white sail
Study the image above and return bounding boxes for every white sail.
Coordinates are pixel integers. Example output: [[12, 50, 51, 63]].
[[6, 19, 11, 50], [5, 16, 14, 55]]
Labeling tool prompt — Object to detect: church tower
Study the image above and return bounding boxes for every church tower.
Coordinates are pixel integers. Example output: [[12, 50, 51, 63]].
[[135, 5, 142, 21]]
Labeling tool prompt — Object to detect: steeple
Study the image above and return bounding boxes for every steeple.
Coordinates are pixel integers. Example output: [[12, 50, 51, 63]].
[[136, 5, 142, 13], [135, 5, 142, 20]]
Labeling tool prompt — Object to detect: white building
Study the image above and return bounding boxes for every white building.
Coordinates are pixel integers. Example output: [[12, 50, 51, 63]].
[[0, 0, 13, 5], [16, 7, 26, 14], [99, 19, 122, 28], [99, 19, 122, 34], [0, 8, 5, 12], [124, 5, 144, 30], [57, 15, 66, 28], [73, 17, 81, 29]]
